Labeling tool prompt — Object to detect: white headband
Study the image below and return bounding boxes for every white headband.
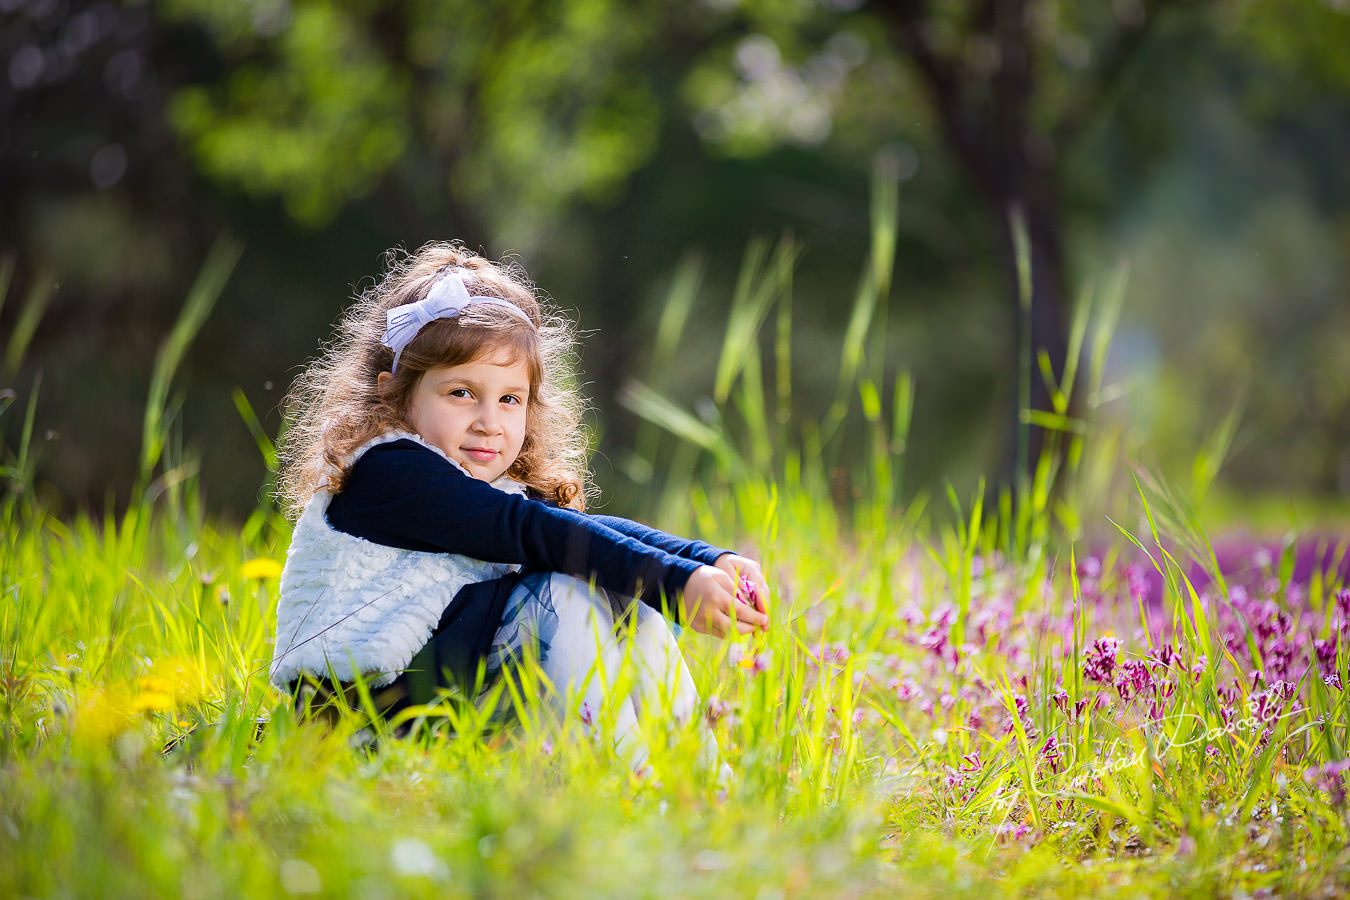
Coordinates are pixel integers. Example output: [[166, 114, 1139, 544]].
[[381, 271, 530, 373]]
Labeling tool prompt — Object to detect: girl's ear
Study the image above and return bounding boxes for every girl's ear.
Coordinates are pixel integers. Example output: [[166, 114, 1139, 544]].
[[376, 371, 392, 392]]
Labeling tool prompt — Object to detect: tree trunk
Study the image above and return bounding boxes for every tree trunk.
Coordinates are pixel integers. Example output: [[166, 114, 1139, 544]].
[[987, 170, 1072, 490], [881, 0, 1074, 493]]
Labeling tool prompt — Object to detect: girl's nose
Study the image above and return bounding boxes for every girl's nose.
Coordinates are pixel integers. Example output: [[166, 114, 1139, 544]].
[[472, 403, 500, 434]]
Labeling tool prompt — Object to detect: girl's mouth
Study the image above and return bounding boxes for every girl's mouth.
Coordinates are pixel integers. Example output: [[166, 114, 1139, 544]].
[[463, 448, 498, 462]]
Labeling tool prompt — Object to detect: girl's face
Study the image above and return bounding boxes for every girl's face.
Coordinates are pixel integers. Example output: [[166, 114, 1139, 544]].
[[403, 351, 531, 482]]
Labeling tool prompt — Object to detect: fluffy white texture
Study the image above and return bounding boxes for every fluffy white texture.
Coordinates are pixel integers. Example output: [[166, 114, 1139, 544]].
[[269, 431, 526, 689]]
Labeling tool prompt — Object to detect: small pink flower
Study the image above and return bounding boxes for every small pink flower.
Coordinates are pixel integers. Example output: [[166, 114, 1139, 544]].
[[994, 822, 1033, 841], [1304, 759, 1350, 806], [1039, 736, 1062, 774], [819, 642, 850, 666], [1315, 637, 1338, 672], [737, 650, 771, 676], [1083, 635, 1120, 684], [736, 573, 761, 611], [891, 678, 918, 702]]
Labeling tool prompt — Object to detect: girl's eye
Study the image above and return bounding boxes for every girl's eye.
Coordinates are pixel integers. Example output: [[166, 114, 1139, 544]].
[[501, 394, 522, 405], [449, 388, 472, 399]]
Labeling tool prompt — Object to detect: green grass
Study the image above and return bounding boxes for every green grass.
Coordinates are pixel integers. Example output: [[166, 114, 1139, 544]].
[[4, 188, 1349, 898]]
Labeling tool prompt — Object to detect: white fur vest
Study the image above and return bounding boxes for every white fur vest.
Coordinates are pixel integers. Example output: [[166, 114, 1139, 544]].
[[269, 432, 527, 689]]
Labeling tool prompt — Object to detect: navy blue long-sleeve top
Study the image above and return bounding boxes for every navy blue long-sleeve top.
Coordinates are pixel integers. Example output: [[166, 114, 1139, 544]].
[[325, 438, 730, 617]]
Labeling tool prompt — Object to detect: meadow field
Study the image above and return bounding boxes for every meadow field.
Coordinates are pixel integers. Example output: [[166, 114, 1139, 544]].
[[3, 227, 1349, 900]]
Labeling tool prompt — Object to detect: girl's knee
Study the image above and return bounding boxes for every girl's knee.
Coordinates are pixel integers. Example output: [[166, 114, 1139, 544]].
[[547, 573, 623, 630]]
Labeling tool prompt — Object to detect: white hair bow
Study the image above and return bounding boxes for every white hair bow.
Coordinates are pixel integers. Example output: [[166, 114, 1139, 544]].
[[381, 272, 527, 372]]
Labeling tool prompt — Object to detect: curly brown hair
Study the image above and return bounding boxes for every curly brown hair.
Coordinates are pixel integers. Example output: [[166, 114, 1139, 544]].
[[277, 241, 592, 517]]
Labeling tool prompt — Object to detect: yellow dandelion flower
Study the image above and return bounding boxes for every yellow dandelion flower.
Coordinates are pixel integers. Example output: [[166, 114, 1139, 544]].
[[76, 688, 131, 740], [152, 656, 209, 704], [240, 558, 283, 580], [135, 675, 173, 696], [128, 690, 175, 713]]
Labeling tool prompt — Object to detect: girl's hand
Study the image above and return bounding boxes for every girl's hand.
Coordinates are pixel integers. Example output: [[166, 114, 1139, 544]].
[[681, 566, 770, 638], [714, 553, 771, 615]]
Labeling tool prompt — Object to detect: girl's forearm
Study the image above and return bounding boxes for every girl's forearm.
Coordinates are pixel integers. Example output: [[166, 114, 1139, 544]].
[[587, 514, 730, 567]]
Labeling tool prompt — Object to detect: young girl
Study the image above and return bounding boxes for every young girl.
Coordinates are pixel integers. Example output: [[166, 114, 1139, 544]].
[[268, 241, 770, 772]]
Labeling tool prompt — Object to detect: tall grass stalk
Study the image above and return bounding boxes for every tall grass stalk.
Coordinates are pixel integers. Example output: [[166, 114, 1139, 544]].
[[138, 235, 243, 498], [2, 264, 53, 377]]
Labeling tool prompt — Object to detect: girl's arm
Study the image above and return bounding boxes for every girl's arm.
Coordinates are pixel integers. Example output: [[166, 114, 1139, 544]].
[[590, 514, 770, 614], [587, 514, 729, 567], [327, 439, 727, 617]]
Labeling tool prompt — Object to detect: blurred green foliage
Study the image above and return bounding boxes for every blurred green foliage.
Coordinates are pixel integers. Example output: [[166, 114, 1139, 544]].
[[165, 0, 667, 231], [1, 0, 1348, 516], [167, 2, 410, 223]]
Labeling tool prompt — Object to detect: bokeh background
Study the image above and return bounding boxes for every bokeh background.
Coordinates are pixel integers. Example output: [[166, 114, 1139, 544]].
[[2, 0, 1348, 520]]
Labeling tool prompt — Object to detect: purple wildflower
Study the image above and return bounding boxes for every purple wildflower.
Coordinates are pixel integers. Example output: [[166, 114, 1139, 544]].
[[1303, 759, 1350, 806], [890, 678, 919, 702], [1248, 690, 1273, 723], [1040, 736, 1062, 774], [899, 602, 927, 628], [1083, 635, 1121, 684], [1125, 564, 1152, 603], [919, 626, 947, 656], [1115, 659, 1153, 703], [1150, 643, 1181, 670], [1002, 694, 1039, 740], [1315, 637, 1339, 673], [736, 572, 761, 612], [734, 647, 771, 676], [820, 642, 850, 666], [993, 822, 1033, 841]]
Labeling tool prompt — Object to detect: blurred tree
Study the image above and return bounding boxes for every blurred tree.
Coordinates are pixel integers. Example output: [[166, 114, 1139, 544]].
[[689, 0, 1232, 486], [157, 0, 1235, 487], [3, 0, 1349, 511], [159, 0, 673, 240]]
